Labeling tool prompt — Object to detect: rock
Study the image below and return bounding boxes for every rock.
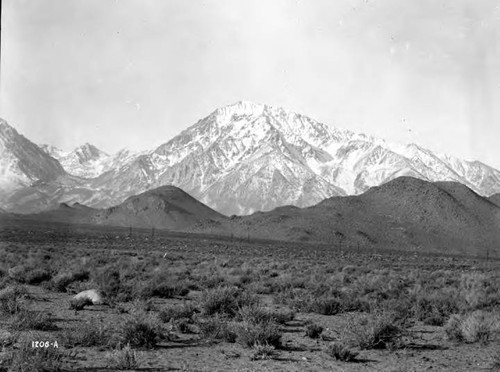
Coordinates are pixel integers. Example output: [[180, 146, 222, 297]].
[[73, 289, 103, 305]]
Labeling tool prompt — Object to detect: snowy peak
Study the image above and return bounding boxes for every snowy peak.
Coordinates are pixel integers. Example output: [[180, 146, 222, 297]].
[[74, 102, 500, 215], [3, 102, 500, 217], [39, 142, 111, 179], [39, 144, 67, 160], [72, 143, 108, 164], [210, 101, 355, 146], [0, 118, 66, 193], [213, 100, 266, 119], [155, 101, 355, 163]]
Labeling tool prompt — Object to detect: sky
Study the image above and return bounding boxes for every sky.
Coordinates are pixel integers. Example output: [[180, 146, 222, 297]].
[[1, 0, 499, 168]]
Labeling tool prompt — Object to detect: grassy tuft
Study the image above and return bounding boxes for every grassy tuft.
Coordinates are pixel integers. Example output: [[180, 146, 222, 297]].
[[325, 342, 358, 362], [235, 320, 282, 349], [105, 343, 141, 370]]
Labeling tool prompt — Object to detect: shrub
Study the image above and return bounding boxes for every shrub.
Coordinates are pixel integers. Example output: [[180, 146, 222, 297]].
[[461, 312, 493, 344], [237, 274, 254, 287], [325, 342, 358, 362], [0, 330, 17, 349], [460, 272, 489, 309], [310, 297, 342, 315], [237, 305, 273, 324], [444, 314, 464, 342], [235, 321, 282, 348], [136, 280, 189, 300], [378, 297, 413, 325], [63, 319, 111, 348], [94, 269, 123, 299], [10, 310, 58, 331], [105, 344, 141, 370], [305, 323, 324, 339], [282, 291, 369, 315], [197, 315, 237, 343], [411, 290, 460, 325], [50, 270, 89, 292], [159, 303, 197, 323], [0, 285, 27, 315], [173, 318, 193, 334], [6, 342, 66, 372], [128, 299, 156, 314], [344, 312, 404, 350], [270, 308, 295, 325], [445, 311, 496, 344], [7, 265, 52, 285], [200, 274, 227, 289], [491, 349, 500, 371], [114, 316, 165, 349], [200, 287, 258, 317], [250, 343, 277, 361], [23, 268, 52, 285], [0, 277, 8, 292]]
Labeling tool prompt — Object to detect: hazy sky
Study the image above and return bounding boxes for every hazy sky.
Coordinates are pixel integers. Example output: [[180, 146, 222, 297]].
[[1, 0, 499, 168]]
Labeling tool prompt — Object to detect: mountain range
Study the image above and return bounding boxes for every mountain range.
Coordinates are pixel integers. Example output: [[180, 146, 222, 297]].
[[19, 185, 224, 231], [1, 101, 500, 215], [3, 177, 499, 257], [40, 143, 111, 179], [207, 177, 500, 256]]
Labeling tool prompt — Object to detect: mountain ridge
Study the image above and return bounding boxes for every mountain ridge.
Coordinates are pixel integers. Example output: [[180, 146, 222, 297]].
[[1, 101, 500, 214], [5, 177, 499, 257], [0, 119, 66, 196], [201, 176, 500, 256], [489, 193, 500, 208], [39, 142, 111, 179], [17, 184, 224, 230]]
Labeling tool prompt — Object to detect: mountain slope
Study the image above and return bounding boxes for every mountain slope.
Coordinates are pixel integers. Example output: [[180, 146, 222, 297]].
[[10, 177, 500, 257], [90, 185, 225, 229], [3, 102, 500, 216], [87, 102, 355, 214], [40, 143, 111, 178], [489, 194, 500, 208], [0, 119, 66, 195], [199, 177, 500, 256], [16, 185, 225, 230], [78, 101, 500, 216]]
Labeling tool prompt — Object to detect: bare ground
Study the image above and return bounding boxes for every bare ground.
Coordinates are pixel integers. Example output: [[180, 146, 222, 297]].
[[0, 219, 499, 371]]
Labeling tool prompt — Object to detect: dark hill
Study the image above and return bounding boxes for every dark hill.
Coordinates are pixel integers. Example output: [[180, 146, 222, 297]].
[[25, 202, 98, 224], [91, 185, 225, 229], [8, 178, 500, 257], [489, 193, 500, 208], [202, 177, 500, 256], [19, 185, 225, 231]]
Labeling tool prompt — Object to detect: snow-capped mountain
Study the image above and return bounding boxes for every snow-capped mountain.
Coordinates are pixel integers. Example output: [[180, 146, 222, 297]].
[[39, 142, 144, 180], [39, 144, 66, 159], [2, 101, 500, 215], [85, 100, 500, 215], [40, 143, 111, 178], [0, 119, 66, 195], [87, 101, 354, 214]]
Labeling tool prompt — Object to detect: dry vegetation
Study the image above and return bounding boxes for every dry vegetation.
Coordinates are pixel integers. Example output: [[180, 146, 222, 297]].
[[0, 220, 499, 371]]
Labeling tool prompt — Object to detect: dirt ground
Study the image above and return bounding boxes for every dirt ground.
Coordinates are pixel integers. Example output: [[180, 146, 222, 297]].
[[8, 286, 497, 372], [0, 219, 499, 371]]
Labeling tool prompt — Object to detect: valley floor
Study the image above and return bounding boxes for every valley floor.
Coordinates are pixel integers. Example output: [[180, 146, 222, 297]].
[[0, 219, 499, 371]]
